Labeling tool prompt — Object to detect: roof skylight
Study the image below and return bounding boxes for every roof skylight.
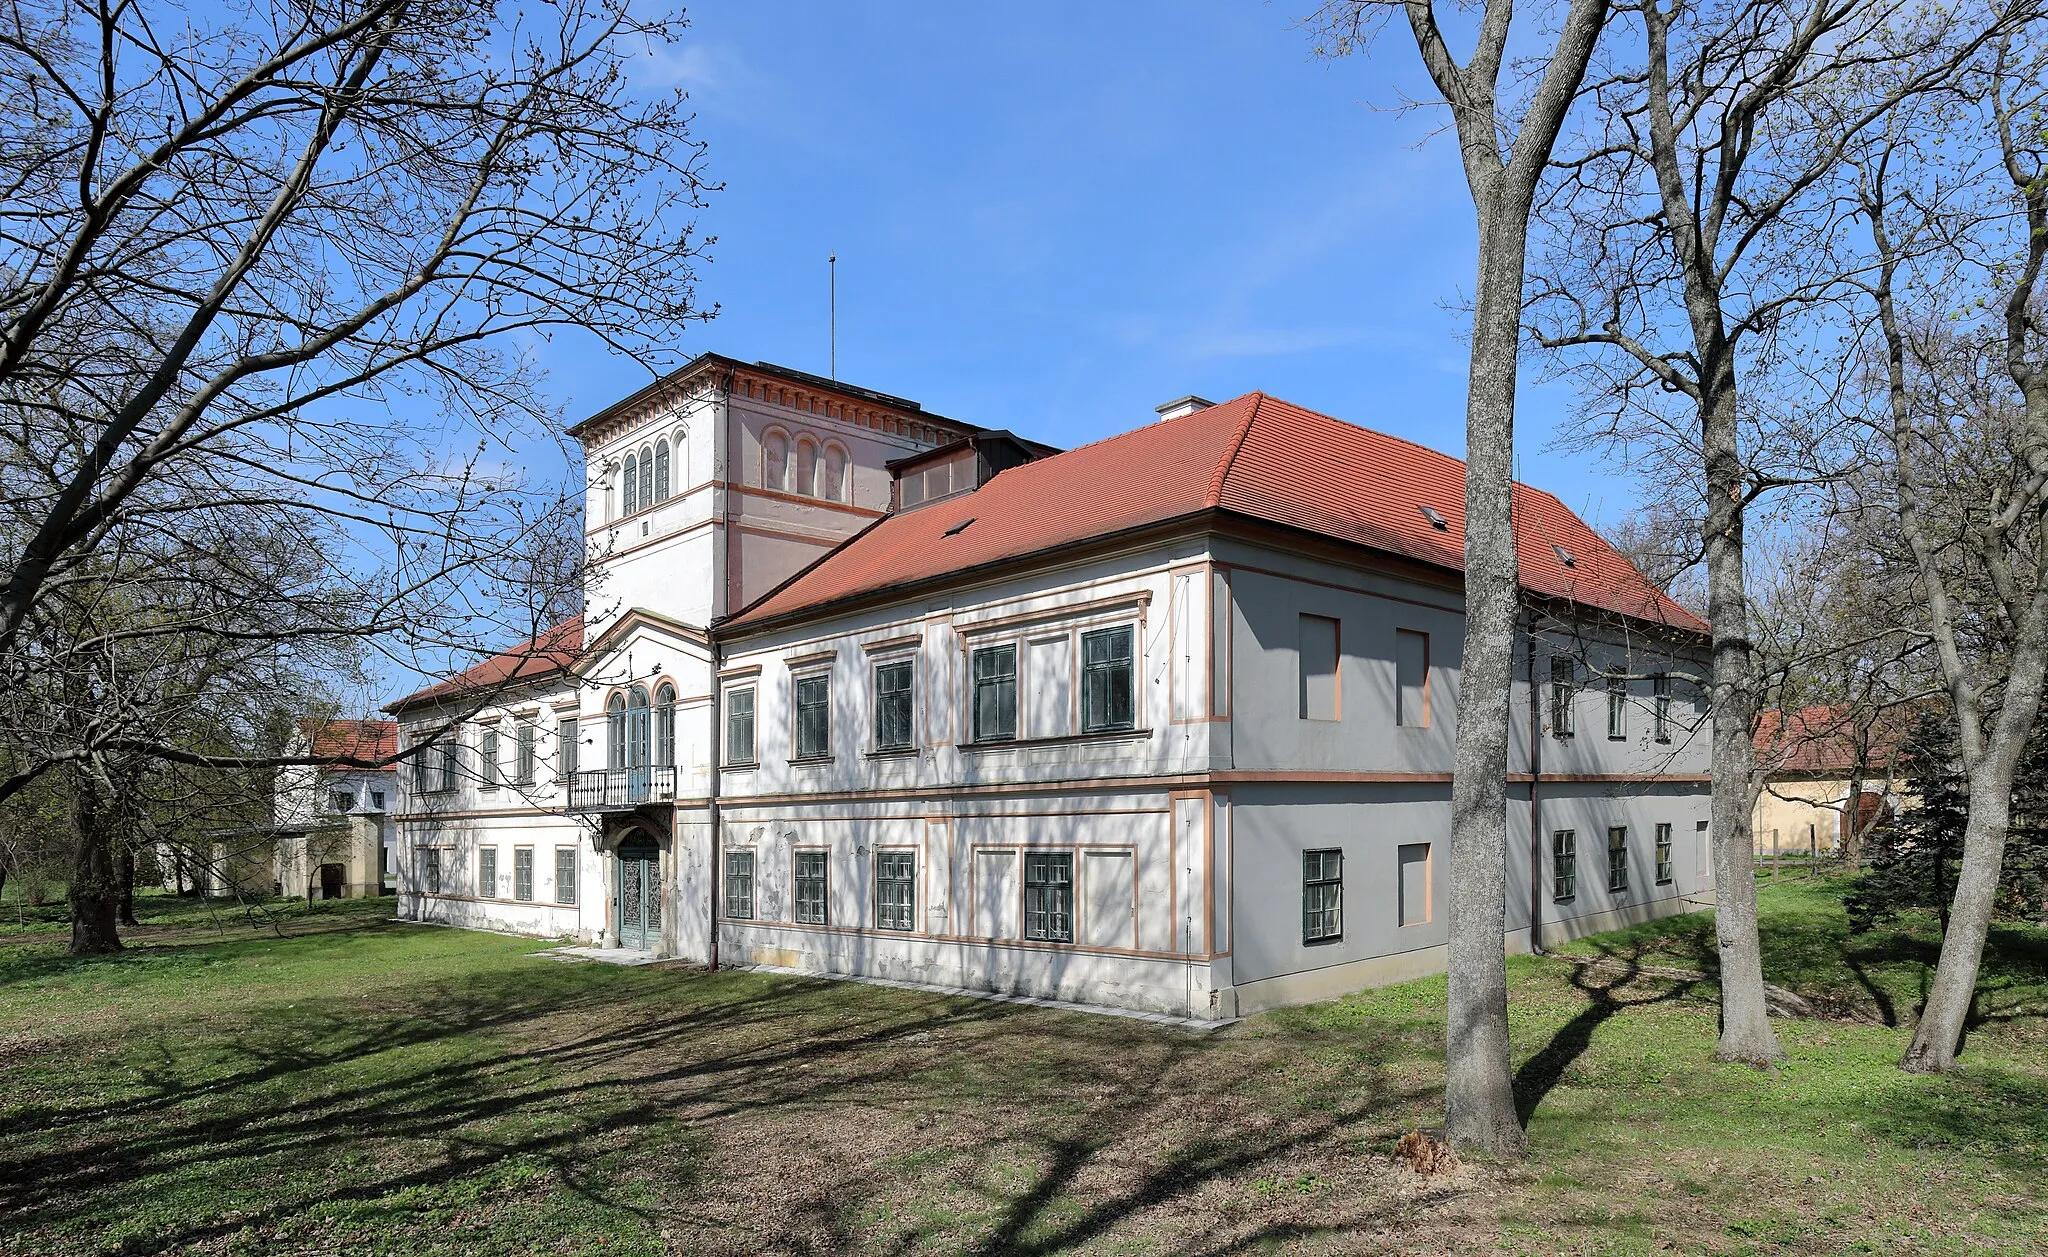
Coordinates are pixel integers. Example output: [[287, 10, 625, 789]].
[[1419, 504, 1450, 531], [1551, 543, 1577, 568]]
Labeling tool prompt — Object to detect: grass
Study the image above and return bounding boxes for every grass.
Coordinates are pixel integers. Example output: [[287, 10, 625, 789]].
[[0, 883, 2042, 1255]]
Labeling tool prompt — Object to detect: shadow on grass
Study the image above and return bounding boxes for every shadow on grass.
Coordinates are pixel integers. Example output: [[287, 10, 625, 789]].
[[1559, 878, 2047, 1043], [0, 917, 1445, 1256], [1513, 955, 1698, 1126]]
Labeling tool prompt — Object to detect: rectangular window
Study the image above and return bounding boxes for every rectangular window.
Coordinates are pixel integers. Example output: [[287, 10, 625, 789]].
[[1553, 829, 1577, 900], [877, 852, 916, 931], [1303, 848, 1343, 942], [724, 850, 755, 919], [794, 674, 831, 760], [725, 686, 757, 765], [429, 738, 459, 793], [1298, 614, 1339, 721], [1397, 842, 1430, 926], [1550, 657, 1576, 738], [1080, 626, 1136, 733], [1022, 852, 1073, 942], [1653, 674, 1672, 742], [329, 789, 355, 813], [478, 847, 497, 898], [371, 790, 386, 810], [555, 847, 577, 904], [1395, 629, 1429, 727], [557, 716, 578, 780], [1607, 676, 1628, 740], [1655, 823, 1674, 885], [481, 729, 500, 788], [515, 724, 536, 783], [972, 644, 1018, 742], [1608, 826, 1630, 894], [513, 847, 534, 901], [418, 847, 443, 895], [794, 850, 828, 925], [873, 660, 914, 751]]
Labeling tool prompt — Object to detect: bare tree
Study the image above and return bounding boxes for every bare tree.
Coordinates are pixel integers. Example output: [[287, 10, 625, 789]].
[[1528, 0, 2016, 1063], [0, 0, 712, 808], [1853, 35, 2048, 1067], [1309, 0, 1609, 1156]]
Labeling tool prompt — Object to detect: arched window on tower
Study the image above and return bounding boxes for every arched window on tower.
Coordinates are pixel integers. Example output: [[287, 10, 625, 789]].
[[795, 437, 818, 498], [638, 446, 653, 507], [653, 439, 670, 501], [822, 445, 848, 503], [606, 693, 627, 769], [655, 683, 676, 767], [621, 454, 638, 515], [763, 430, 789, 491]]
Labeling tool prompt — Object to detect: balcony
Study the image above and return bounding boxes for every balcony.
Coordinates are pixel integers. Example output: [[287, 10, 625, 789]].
[[567, 767, 677, 813]]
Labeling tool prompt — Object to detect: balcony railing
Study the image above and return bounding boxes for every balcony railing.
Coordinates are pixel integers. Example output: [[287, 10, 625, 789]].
[[567, 766, 677, 812]]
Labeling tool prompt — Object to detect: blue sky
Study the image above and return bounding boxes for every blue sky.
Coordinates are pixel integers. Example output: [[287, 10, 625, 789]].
[[537, 1, 1636, 529]]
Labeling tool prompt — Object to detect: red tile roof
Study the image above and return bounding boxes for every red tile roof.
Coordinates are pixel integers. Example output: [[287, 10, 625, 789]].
[[303, 719, 399, 763], [385, 616, 585, 713], [729, 393, 1707, 634], [1754, 706, 1907, 776]]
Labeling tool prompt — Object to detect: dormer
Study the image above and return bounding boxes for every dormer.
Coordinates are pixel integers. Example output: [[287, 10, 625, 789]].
[[889, 430, 1060, 512]]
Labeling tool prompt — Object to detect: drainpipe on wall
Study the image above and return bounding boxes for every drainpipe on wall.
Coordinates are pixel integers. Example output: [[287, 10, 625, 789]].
[[707, 642, 722, 973], [1526, 607, 1546, 955]]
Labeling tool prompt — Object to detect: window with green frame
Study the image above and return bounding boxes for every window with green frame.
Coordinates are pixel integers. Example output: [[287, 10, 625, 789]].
[[873, 660, 914, 750], [725, 686, 756, 765], [1081, 626, 1135, 733], [1552, 829, 1577, 900], [478, 847, 497, 898], [972, 644, 1018, 742], [1655, 823, 1674, 884], [513, 847, 534, 901], [794, 674, 831, 760], [1303, 848, 1343, 942], [1022, 852, 1073, 942], [876, 852, 916, 930], [1607, 826, 1630, 894], [794, 850, 828, 924], [555, 847, 577, 904], [724, 850, 755, 919]]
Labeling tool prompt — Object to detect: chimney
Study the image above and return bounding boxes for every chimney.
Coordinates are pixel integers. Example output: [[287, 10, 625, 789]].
[[1154, 395, 1216, 422]]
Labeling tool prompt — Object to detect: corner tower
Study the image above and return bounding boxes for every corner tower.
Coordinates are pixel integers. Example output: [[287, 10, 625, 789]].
[[567, 354, 981, 638]]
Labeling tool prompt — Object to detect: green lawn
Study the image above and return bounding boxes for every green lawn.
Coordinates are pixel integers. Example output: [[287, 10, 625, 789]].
[[0, 883, 2042, 1255]]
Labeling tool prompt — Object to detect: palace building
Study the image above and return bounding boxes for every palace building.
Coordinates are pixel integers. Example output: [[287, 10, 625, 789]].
[[387, 356, 1713, 1017]]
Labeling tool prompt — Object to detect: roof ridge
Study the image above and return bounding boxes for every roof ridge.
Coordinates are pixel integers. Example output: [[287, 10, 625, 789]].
[[1206, 391, 1264, 508]]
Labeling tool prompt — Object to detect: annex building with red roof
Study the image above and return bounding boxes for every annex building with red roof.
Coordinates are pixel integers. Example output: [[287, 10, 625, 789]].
[[383, 364, 1716, 1017], [1752, 705, 1909, 860]]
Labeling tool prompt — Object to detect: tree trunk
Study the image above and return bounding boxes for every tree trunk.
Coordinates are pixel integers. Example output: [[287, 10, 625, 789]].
[[1702, 381, 1783, 1065], [68, 779, 123, 956], [1904, 768, 2015, 1071], [1442, 175, 1529, 1159], [117, 849, 138, 926]]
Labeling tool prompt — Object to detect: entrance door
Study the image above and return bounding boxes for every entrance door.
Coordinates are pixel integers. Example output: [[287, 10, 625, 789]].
[[616, 844, 662, 951], [318, 863, 345, 900]]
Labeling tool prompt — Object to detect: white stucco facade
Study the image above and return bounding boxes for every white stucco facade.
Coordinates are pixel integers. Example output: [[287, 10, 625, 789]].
[[390, 363, 1714, 1019]]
